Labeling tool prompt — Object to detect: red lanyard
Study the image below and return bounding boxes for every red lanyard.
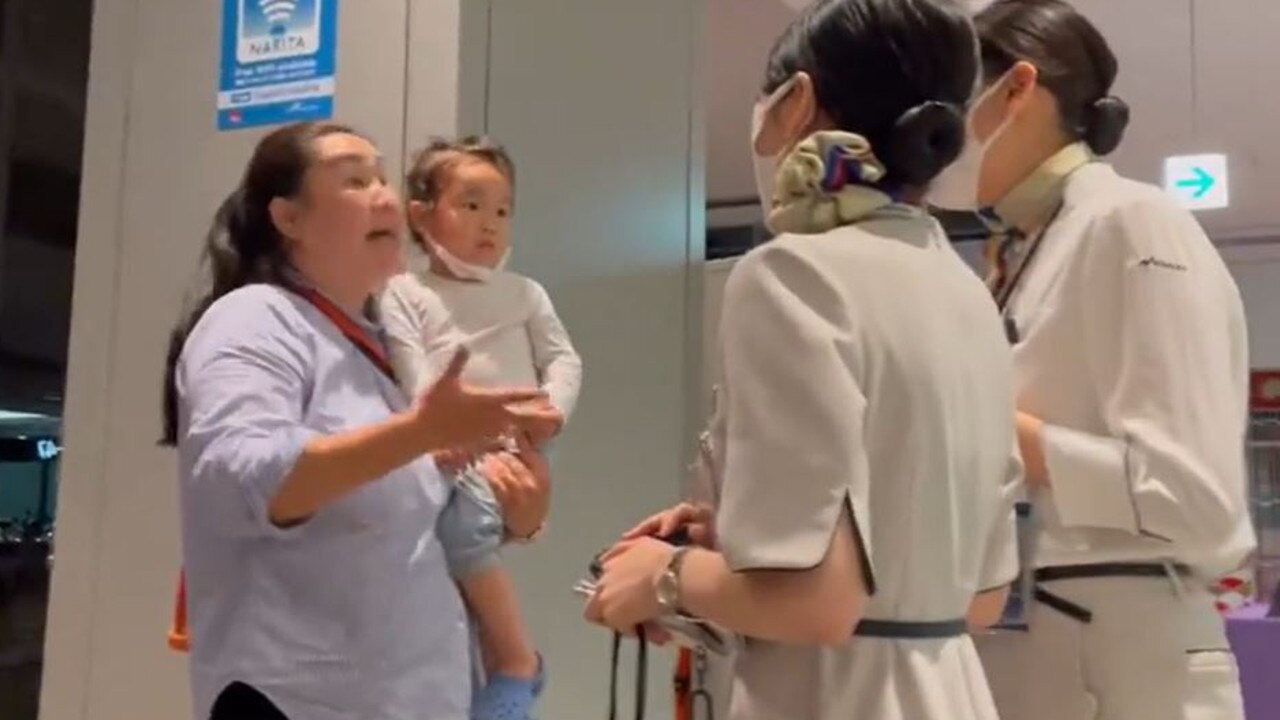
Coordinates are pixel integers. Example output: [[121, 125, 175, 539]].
[[291, 286, 398, 383]]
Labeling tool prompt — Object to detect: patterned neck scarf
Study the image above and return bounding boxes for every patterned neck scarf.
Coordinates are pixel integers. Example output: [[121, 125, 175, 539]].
[[765, 131, 901, 235]]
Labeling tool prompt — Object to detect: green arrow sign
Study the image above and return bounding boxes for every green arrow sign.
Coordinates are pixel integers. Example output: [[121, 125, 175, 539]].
[[1164, 154, 1229, 210], [1175, 166, 1216, 199]]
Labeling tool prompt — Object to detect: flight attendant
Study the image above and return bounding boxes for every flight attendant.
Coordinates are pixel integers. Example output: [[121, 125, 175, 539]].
[[584, 1, 1022, 719], [929, 2, 1256, 718]]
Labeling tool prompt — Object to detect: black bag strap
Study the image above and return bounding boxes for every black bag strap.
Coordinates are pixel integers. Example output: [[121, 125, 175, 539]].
[[598, 533, 691, 720], [608, 626, 648, 720]]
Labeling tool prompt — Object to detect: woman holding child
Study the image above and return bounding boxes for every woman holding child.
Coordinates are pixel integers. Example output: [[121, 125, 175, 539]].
[[162, 121, 560, 720]]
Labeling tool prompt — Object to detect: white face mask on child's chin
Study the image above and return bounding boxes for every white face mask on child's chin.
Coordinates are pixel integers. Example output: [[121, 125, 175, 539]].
[[430, 240, 510, 283]]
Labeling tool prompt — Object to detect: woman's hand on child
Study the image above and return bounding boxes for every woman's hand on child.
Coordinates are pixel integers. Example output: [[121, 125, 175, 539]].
[[433, 448, 476, 475], [484, 434, 551, 540]]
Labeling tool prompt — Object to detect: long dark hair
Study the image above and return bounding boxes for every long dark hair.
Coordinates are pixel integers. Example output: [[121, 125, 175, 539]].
[[764, 0, 976, 187], [976, 0, 1130, 156], [160, 121, 357, 446]]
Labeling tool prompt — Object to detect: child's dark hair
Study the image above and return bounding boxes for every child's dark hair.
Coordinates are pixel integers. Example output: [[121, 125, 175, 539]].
[[405, 136, 515, 249]]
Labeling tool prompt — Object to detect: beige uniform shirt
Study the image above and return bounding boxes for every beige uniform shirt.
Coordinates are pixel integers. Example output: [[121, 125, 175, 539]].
[[708, 207, 1021, 720], [1003, 160, 1255, 578]]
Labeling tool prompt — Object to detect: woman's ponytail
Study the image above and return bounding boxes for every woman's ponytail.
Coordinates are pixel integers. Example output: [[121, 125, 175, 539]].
[[161, 191, 255, 446]]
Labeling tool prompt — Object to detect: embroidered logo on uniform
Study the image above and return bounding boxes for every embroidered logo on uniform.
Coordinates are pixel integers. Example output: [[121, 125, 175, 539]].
[[1137, 256, 1188, 272]]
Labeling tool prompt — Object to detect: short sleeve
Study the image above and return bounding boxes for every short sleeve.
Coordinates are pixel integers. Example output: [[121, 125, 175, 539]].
[[379, 274, 465, 398], [178, 288, 321, 539], [714, 242, 873, 577]]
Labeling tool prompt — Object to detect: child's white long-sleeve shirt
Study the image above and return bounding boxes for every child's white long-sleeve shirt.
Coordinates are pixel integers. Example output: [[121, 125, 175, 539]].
[[380, 266, 583, 419]]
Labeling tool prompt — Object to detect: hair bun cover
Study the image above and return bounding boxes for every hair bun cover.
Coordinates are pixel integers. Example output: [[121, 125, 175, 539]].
[[886, 100, 966, 186], [1083, 96, 1129, 156]]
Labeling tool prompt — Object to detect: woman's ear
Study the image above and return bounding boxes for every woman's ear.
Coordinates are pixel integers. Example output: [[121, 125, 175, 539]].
[[1004, 60, 1040, 112], [268, 196, 301, 241], [777, 72, 820, 146]]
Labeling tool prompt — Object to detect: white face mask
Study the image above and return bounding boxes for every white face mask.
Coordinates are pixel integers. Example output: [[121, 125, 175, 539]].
[[750, 76, 800, 215], [927, 73, 1016, 211], [430, 240, 510, 283]]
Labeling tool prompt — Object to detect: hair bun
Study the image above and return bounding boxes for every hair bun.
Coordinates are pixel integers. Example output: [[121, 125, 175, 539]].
[[885, 101, 966, 186], [1083, 96, 1129, 156]]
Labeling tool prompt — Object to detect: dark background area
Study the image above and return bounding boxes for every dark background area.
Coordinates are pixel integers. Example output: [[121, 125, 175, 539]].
[[0, 0, 92, 717]]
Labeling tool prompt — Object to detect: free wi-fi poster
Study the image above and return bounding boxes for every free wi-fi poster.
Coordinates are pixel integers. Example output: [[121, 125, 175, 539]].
[[217, 0, 338, 131]]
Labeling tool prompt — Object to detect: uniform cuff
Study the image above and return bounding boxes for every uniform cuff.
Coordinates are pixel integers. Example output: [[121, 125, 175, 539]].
[[1041, 423, 1140, 534]]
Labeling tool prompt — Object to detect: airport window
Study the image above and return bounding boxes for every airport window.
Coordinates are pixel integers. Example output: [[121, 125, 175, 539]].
[[0, 0, 92, 716]]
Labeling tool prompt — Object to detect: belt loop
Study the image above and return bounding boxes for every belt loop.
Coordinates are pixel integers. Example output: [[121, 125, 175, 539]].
[[1161, 560, 1187, 599]]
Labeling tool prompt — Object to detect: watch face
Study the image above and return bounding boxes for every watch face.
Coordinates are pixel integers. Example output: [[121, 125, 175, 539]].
[[657, 570, 680, 610]]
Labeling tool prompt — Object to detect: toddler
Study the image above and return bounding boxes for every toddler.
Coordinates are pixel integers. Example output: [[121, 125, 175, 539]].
[[381, 136, 582, 720]]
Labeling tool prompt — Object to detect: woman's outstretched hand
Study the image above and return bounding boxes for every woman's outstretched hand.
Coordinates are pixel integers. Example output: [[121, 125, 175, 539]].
[[414, 347, 560, 454]]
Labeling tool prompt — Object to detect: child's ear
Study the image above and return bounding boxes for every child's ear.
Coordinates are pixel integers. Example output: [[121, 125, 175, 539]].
[[407, 200, 432, 234]]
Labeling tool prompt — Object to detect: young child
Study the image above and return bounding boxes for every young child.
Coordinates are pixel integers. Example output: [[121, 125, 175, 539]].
[[380, 137, 582, 720]]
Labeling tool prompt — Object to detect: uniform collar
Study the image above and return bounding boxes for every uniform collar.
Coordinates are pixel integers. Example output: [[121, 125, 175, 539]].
[[988, 142, 1093, 233]]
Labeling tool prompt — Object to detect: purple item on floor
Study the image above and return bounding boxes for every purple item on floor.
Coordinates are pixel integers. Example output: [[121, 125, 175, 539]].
[[1226, 603, 1280, 720]]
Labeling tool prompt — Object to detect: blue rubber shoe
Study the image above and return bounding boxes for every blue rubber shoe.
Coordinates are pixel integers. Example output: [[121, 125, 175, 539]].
[[470, 656, 545, 720]]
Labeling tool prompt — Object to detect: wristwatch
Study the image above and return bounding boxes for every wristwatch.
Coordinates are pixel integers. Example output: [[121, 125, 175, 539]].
[[656, 546, 692, 615]]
